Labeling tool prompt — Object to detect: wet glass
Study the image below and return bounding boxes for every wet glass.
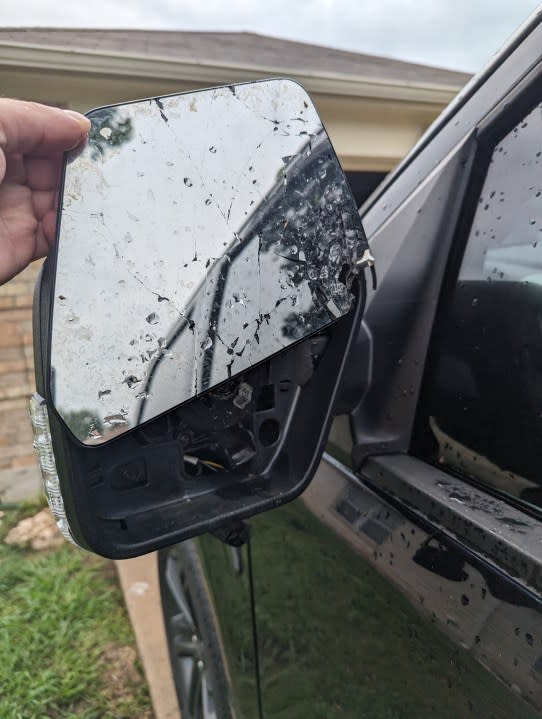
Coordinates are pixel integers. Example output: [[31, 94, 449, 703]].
[[50, 79, 369, 444], [415, 100, 542, 509]]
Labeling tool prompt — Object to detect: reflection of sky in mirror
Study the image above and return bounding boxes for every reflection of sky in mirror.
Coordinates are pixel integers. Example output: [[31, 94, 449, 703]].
[[52, 80, 325, 439]]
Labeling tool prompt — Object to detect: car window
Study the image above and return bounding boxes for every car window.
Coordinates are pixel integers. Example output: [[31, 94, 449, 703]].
[[413, 100, 542, 510]]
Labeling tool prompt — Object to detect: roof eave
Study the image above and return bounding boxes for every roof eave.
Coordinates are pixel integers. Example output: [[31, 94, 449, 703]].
[[0, 41, 463, 105]]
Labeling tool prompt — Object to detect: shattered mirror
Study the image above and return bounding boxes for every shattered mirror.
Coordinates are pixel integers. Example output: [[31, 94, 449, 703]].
[[50, 79, 369, 445]]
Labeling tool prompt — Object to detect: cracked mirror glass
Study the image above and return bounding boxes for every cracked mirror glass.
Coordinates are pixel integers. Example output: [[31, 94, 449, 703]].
[[50, 79, 369, 444]]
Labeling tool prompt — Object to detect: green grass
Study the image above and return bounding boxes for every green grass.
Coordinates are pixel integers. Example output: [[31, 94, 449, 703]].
[[0, 499, 152, 719]]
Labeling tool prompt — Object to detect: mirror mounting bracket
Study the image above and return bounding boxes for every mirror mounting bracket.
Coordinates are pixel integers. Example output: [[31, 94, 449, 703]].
[[210, 519, 250, 547]]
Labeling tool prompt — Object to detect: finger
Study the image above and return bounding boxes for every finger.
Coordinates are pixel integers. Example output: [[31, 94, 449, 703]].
[[3, 153, 26, 184], [32, 188, 56, 222], [31, 188, 60, 247], [24, 155, 62, 192], [0, 99, 90, 157], [0, 187, 48, 284], [41, 207, 59, 247]]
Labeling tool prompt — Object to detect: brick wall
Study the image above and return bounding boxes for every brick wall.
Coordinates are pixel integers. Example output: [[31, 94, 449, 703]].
[[0, 260, 43, 471]]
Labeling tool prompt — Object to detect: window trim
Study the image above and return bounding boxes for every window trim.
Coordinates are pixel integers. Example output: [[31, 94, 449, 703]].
[[362, 453, 542, 604]]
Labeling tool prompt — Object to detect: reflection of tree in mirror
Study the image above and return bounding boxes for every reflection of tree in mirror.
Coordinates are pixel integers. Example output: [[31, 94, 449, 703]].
[[63, 410, 103, 440], [88, 108, 134, 159]]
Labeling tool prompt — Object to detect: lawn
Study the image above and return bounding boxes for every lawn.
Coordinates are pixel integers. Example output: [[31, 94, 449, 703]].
[[0, 499, 153, 719]]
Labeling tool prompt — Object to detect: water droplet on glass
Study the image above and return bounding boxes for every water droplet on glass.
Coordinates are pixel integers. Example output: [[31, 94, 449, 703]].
[[146, 312, 159, 325], [308, 268, 318, 280], [205, 198, 212, 206], [471, 298, 479, 307], [99, 127, 112, 139], [318, 167, 327, 179], [184, 177, 193, 187], [103, 412, 128, 426], [202, 336, 213, 351], [123, 374, 141, 389], [449, 492, 465, 504], [209, 146, 217, 153], [290, 245, 298, 255]]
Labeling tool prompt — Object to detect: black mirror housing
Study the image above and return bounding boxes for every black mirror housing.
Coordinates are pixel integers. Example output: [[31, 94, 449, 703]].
[[30, 80, 372, 558], [33, 263, 366, 557]]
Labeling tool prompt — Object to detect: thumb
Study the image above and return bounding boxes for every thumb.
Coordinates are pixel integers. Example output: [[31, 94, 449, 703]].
[[0, 99, 90, 157]]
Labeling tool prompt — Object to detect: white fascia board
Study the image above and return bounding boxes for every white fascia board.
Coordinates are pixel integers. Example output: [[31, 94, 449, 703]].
[[0, 41, 463, 105]]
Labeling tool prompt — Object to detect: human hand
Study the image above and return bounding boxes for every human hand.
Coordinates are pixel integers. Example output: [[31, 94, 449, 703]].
[[0, 99, 90, 285]]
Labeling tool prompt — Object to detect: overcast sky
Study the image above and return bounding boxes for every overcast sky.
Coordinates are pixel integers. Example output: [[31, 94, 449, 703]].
[[3, 0, 542, 73]]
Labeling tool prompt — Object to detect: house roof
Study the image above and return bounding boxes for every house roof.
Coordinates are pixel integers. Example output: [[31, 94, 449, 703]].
[[0, 28, 471, 89]]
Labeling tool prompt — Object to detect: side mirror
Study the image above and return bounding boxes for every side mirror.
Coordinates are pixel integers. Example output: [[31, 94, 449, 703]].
[[31, 79, 373, 557]]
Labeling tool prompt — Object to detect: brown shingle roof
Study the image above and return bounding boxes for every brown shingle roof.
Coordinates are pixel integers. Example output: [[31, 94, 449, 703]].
[[0, 28, 471, 87]]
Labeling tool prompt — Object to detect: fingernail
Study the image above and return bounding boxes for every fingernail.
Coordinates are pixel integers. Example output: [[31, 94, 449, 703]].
[[63, 109, 91, 132]]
